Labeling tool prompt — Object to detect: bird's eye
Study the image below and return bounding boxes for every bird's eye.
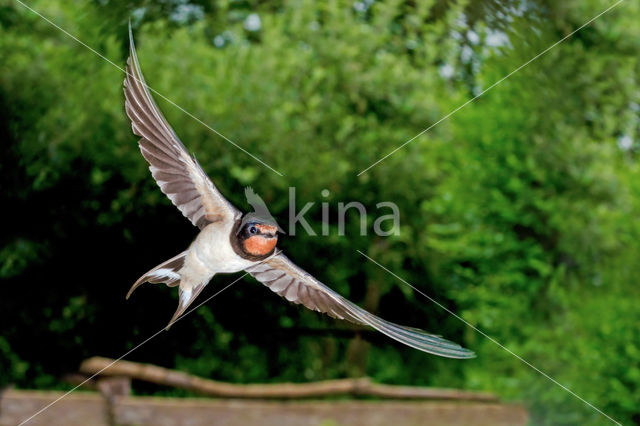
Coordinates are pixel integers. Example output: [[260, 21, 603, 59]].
[[249, 226, 258, 234]]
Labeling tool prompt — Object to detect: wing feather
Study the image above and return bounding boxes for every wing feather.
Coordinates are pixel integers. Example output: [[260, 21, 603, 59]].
[[247, 253, 475, 359], [124, 26, 241, 227]]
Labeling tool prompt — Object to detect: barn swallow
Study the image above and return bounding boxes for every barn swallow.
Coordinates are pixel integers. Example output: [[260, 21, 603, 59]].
[[123, 28, 474, 359]]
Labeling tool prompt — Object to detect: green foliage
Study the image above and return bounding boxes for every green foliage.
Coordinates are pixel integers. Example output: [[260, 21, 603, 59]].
[[1, 0, 639, 424]]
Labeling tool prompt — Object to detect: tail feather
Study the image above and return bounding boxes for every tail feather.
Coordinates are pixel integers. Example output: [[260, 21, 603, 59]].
[[127, 251, 187, 299], [166, 283, 207, 329]]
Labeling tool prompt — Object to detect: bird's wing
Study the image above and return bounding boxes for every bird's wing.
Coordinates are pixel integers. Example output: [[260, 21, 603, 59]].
[[123, 27, 241, 228], [246, 253, 475, 359]]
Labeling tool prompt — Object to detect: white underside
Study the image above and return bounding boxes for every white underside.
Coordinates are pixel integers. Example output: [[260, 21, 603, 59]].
[[178, 220, 256, 291]]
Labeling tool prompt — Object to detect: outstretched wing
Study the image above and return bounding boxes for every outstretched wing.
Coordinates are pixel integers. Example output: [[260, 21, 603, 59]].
[[246, 253, 475, 359], [123, 26, 241, 228]]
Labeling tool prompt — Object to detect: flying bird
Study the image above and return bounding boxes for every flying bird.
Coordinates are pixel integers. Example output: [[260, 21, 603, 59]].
[[123, 28, 474, 359], [242, 186, 284, 234]]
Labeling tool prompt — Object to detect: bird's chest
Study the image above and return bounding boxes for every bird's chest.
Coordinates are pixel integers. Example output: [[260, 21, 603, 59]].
[[189, 221, 255, 273]]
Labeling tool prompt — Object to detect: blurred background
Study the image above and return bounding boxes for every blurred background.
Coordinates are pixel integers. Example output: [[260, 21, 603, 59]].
[[1, 0, 639, 424]]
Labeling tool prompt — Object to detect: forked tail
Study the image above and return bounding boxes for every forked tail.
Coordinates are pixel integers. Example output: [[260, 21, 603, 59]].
[[127, 251, 208, 329], [166, 282, 207, 329], [127, 251, 187, 299]]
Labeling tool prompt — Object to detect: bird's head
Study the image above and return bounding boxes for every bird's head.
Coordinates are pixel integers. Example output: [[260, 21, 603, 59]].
[[237, 219, 278, 259]]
